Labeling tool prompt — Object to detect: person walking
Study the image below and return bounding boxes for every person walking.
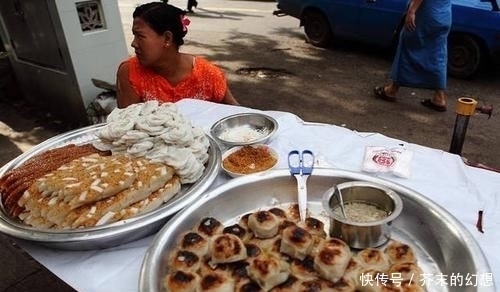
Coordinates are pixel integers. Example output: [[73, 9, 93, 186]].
[[186, 0, 198, 13], [374, 0, 452, 112]]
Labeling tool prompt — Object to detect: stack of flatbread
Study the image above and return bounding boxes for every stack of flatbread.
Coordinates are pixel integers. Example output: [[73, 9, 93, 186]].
[[17, 153, 180, 229]]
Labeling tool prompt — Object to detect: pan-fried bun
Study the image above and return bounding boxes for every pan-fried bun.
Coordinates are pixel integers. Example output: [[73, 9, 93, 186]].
[[384, 240, 417, 264], [164, 270, 200, 292], [209, 233, 247, 265], [279, 225, 313, 260], [313, 238, 351, 283], [248, 210, 281, 239]]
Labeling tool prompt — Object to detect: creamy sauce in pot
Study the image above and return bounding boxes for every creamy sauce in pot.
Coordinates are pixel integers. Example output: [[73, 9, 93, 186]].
[[333, 201, 388, 222]]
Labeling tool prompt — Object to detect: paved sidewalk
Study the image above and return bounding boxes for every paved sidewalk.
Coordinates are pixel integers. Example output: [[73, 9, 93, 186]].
[[0, 97, 75, 291], [0, 235, 76, 292]]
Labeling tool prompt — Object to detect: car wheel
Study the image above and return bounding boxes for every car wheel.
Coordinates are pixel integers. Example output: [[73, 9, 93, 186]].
[[448, 34, 482, 79], [303, 10, 332, 47]]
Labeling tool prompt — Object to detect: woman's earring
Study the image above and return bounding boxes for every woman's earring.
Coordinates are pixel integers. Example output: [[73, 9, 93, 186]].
[[164, 42, 169, 48]]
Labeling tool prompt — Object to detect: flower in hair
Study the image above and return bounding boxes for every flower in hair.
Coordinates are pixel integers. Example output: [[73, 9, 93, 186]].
[[180, 15, 191, 32]]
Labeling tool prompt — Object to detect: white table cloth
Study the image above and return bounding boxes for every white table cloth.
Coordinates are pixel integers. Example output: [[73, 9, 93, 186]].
[[17, 99, 499, 291]]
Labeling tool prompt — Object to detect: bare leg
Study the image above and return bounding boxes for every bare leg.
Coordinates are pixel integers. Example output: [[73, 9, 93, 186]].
[[420, 89, 447, 112], [383, 82, 400, 98], [187, 0, 196, 12], [432, 90, 447, 106], [374, 81, 399, 101]]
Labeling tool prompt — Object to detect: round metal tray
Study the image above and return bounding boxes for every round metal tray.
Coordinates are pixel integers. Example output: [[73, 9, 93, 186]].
[[139, 169, 493, 292], [0, 124, 221, 250]]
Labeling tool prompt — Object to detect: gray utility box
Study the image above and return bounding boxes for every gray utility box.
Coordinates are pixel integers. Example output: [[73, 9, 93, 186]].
[[0, 0, 127, 125]]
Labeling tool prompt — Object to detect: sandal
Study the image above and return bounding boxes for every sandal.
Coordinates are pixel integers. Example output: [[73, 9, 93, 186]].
[[373, 86, 396, 102], [420, 99, 447, 112]]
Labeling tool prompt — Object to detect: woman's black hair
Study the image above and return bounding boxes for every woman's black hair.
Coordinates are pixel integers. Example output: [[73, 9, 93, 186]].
[[133, 2, 187, 47]]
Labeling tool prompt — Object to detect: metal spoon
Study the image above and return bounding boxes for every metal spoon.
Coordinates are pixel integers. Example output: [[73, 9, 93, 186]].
[[336, 186, 347, 218]]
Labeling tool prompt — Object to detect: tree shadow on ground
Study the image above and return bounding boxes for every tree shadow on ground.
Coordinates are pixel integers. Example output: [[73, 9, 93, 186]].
[[0, 134, 23, 166], [185, 28, 500, 167], [0, 97, 64, 165]]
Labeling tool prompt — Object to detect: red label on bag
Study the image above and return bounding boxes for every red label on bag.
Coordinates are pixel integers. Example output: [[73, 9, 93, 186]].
[[372, 151, 396, 167]]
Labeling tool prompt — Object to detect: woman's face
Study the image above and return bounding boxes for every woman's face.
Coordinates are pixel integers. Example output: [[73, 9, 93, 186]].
[[131, 17, 166, 66]]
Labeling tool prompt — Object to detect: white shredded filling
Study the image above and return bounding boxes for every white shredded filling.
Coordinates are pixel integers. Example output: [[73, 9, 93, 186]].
[[65, 182, 82, 188], [89, 206, 97, 215], [22, 191, 30, 199], [91, 179, 101, 186], [90, 185, 104, 193], [96, 211, 115, 226], [82, 157, 99, 163], [219, 125, 268, 143], [48, 197, 58, 206], [79, 191, 88, 202]]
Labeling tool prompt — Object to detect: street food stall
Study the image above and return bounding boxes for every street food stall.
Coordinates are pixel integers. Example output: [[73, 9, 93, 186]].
[[0, 99, 498, 291], [0, 0, 127, 125]]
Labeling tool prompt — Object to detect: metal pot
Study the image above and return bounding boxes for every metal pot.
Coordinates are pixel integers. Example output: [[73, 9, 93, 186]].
[[322, 181, 403, 249]]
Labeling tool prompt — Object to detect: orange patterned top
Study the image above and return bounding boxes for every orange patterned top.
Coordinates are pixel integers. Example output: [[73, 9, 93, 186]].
[[127, 56, 227, 103]]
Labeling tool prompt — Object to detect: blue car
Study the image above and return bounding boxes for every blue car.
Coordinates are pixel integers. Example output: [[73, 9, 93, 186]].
[[274, 0, 500, 79]]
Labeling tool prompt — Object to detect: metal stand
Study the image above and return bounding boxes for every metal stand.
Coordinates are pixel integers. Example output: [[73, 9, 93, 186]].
[[449, 97, 478, 155]]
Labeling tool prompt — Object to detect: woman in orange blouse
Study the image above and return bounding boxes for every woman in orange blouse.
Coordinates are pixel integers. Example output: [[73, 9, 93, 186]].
[[116, 2, 239, 108]]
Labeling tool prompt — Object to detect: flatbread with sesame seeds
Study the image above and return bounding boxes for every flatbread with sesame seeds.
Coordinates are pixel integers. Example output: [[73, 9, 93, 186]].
[[95, 175, 181, 227], [17, 153, 179, 229], [28, 154, 135, 205], [62, 159, 175, 228]]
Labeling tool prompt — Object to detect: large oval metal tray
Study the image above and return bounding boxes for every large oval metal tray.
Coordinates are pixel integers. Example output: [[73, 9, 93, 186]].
[[0, 124, 221, 250], [140, 169, 493, 292]]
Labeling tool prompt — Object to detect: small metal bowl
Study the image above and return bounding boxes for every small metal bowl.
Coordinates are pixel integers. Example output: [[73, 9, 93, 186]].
[[322, 181, 403, 249], [210, 113, 278, 148]]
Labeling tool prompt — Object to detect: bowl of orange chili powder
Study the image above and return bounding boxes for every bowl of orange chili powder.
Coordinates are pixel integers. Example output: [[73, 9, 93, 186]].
[[221, 144, 279, 178]]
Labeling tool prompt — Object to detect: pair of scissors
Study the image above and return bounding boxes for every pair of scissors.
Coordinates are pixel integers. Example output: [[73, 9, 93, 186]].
[[288, 150, 315, 221]]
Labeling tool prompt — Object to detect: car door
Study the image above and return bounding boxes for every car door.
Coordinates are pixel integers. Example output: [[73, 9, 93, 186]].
[[328, 0, 365, 38], [355, 0, 409, 47]]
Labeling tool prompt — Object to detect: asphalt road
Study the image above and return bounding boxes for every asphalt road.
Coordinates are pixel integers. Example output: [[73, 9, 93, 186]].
[[130, 0, 499, 169]]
